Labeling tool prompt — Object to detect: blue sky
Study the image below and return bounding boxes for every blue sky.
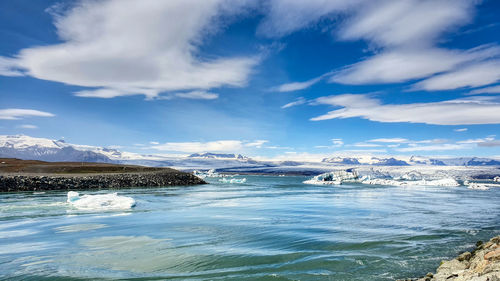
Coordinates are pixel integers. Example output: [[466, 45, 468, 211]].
[[1, 0, 500, 160]]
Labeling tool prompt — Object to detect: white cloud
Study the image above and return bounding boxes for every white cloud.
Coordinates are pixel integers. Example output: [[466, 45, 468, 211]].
[[262, 0, 499, 92], [331, 49, 464, 84], [0, 57, 24, 77], [150, 139, 268, 153], [338, 149, 387, 153], [457, 137, 494, 144], [351, 142, 382, 147], [368, 138, 408, 143], [395, 143, 471, 152], [478, 140, 500, 147], [331, 138, 344, 146], [454, 128, 468, 132], [332, 45, 500, 85], [18, 124, 38, 129], [0, 0, 257, 99], [149, 141, 159, 145], [275, 76, 323, 92], [254, 152, 329, 162], [174, 91, 219, 100], [311, 94, 500, 125], [468, 85, 500, 95], [0, 109, 55, 120], [338, 0, 472, 47], [151, 140, 243, 153], [414, 60, 500, 91], [257, 0, 363, 38], [315, 138, 344, 149], [244, 140, 268, 148], [74, 88, 142, 98], [281, 97, 306, 109]]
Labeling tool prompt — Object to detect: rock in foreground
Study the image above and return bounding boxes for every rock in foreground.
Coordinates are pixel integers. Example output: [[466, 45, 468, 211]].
[[399, 236, 500, 281]]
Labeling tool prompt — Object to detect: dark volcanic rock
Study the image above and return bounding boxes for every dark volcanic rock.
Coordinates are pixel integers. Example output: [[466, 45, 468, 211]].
[[0, 171, 206, 192]]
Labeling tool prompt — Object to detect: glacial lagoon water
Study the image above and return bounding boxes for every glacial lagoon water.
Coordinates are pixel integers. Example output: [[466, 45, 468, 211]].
[[1, 175, 499, 280]]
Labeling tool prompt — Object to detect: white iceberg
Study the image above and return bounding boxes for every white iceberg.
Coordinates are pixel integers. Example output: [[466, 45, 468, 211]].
[[464, 180, 500, 190], [219, 177, 246, 184], [193, 169, 223, 179], [303, 170, 358, 185], [303, 169, 459, 187], [67, 191, 136, 211], [360, 177, 459, 187]]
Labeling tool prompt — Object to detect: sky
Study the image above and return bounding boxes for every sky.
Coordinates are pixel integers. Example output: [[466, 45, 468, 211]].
[[1, 0, 500, 160]]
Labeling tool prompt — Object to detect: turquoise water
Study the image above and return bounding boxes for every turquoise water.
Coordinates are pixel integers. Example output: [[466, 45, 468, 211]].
[[1, 175, 499, 280]]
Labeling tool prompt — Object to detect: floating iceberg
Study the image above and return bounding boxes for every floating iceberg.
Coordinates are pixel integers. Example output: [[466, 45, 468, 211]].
[[219, 177, 246, 184], [193, 169, 223, 179], [303, 169, 358, 185], [360, 177, 459, 187], [67, 191, 136, 211], [464, 180, 500, 190], [303, 168, 460, 187]]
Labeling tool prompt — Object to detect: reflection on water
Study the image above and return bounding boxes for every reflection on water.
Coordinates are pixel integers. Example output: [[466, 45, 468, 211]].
[[0, 175, 499, 280]]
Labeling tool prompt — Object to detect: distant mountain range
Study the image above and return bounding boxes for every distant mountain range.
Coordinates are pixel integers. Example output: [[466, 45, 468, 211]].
[[1, 135, 499, 173]]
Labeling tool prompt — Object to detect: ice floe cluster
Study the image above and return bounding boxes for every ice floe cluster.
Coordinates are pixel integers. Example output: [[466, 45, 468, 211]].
[[303, 169, 464, 187], [67, 191, 136, 211]]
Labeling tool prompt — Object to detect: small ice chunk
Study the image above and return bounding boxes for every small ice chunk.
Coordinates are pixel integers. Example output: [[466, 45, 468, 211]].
[[465, 180, 500, 190], [67, 191, 136, 211], [219, 177, 246, 184]]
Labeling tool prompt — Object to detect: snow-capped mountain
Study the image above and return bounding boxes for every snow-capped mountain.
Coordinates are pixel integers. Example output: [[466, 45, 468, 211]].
[[322, 156, 410, 166], [321, 155, 500, 166], [0, 135, 112, 163], [188, 153, 249, 160], [0, 135, 266, 170], [1, 135, 500, 172]]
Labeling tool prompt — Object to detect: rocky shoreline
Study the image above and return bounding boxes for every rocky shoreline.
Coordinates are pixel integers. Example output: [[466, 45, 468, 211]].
[[0, 171, 206, 192], [0, 158, 207, 192], [399, 236, 500, 281]]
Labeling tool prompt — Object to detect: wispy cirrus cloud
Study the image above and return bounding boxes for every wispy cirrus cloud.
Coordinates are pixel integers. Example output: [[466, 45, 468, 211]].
[[331, 46, 500, 85], [311, 94, 500, 125], [257, 0, 364, 38], [413, 60, 500, 91], [275, 76, 323, 92], [150, 139, 268, 153], [18, 124, 38, 129], [281, 97, 306, 109], [315, 138, 344, 149], [244, 140, 268, 148], [468, 85, 500, 95], [0, 0, 258, 99], [0, 109, 55, 120], [368, 138, 409, 143], [395, 143, 471, 152], [267, 0, 500, 92], [0, 57, 24, 77], [478, 140, 500, 147]]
